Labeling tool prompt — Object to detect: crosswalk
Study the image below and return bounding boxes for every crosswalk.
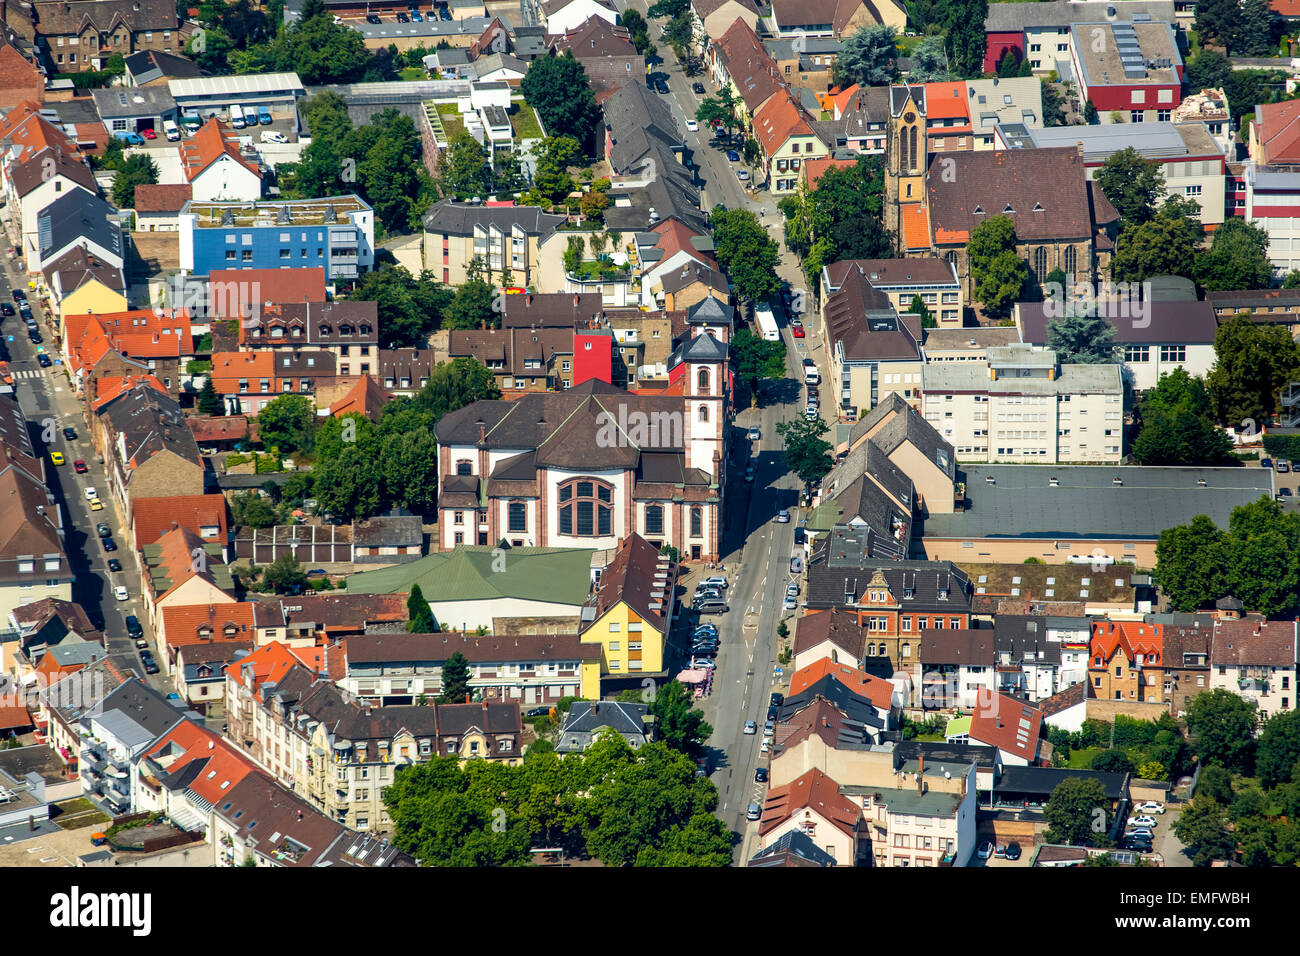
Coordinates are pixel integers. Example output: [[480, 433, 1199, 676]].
[[10, 369, 43, 379]]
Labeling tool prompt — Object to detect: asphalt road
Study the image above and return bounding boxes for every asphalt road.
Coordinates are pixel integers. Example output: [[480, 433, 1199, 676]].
[[0, 256, 164, 692]]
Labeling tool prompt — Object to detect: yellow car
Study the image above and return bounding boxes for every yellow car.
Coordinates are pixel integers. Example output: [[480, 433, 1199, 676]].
[[50, 451, 64, 466], [89, 497, 103, 511]]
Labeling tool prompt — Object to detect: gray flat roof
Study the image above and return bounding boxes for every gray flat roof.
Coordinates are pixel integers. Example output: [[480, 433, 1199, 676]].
[[921, 465, 1274, 541], [353, 16, 491, 38], [923, 362, 1122, 395], [1015, 121, 1221, 162]]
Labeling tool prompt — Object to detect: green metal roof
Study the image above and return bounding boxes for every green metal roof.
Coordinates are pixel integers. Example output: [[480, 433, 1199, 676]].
[[945, 716, 971, 738], [805, 500, 844, 532], [346, 545, 596, 606]]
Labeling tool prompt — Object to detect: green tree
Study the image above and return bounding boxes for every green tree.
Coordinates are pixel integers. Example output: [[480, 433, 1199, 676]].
[[1206, 314, 1300, 426], [908, 293, 935, 329], [1046, 313, 1117, 364], [1197, 0, 1244, 51], [519, 51, 600, 150], [532, 135, 580, 203], [1173, 795, 1236, 865], [695, 87, 741, 144], [1137, 760, 1167, 780], [436, 130, 492, 200], [710, 208, 782, 301], [266, 10, 372, 84], [1196, 217, 1273, 291], [1257, 710, 1300, 788], [256, 394, 317, 456], [443, 275, 495, 330], [1155, 514, 1229, 611], [731, 328, 786, 407], [1235, 0, 1278, 56], [348, 264, 454, 349], [1110, 203, 1203, 283], [1042, 81, 1067, 126], [406, 583, 436, 632], [379, 428, 440, 513], [1186, 689, 1259, 773], [314, 412, 379, 464], [197, 376, 224, 416], [1285, 270, 1300, 289], [263, 553, 308, 594], [439, 651, 472, 703], [910, 35, 951, 82], [1090, 749, 1135, 774], [1097, 147, 1166, 228], [236, 493, 278, 529], [966, 215, 1027, 316], [833, 24, 898, 87], [997, 49, 1020, 78], [663, 9, 694, 61], [945, 11, 989, 79], [1186, 49, 1232, 92], [111, 153, 159, 209], [313, 443, 382, 519], [1197, 763, 1235, 803], [776, 417, 834, 492], [1043, 777, 1109, 845], [1132, 369, 1234, 466], [411, 357, 502, 418], [1082, 99, 1098, 125], [620, 8, 652, 54], [648, 680, 713, 756]]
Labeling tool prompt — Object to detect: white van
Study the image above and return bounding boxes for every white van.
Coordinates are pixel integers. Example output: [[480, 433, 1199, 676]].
[[801, 357, 819, 385], [162, 119, 180, 141], [230, 104, 245, 129]]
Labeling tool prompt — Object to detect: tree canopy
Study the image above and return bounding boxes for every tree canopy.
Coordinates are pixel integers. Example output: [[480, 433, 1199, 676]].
[[347, 263, 455, 349], [111, 153, 159, 209], [1043, 778, 1110, 846], [710, 208, 782, 301], [731, 328, 787, 406], [1206, 314, 1300, 427], [1131, 369, 1234, 466], [1186, 689, 1260, 773], [966, 215, 1027, 316], [780, 157, 894, 286], [1096, 147, 1165, 228], [1046, 313, 1117, 364], [776, 417, 834, 491], [833, 25, 898, 87], [520, 51, 600, 152], [1109, 200, 1204, 284], [257, 394, 318, 456]]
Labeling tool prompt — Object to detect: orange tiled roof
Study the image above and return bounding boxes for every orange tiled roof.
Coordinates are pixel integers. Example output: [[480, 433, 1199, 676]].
[[210, 351, 275, 392], [789, 658, 894, 712], [753, 90, 813, 157], [0, 101, 81, 166], [140, 720, 256, 804], [924, 81, 972, 125], [968, 693, 1044, 762], [132, 493, 228, 548], [1091, 620, 1164, 666], [207, 268, 327, 320], [802, 156, 856, 191], [92, 374, 169, 409], [161, 601, 256, 651], [901, 203, 933, 250], [328, 375, 391, 422], [151, 525, 230, 601], [226, 640, 302, 693], [827, 83, 860, 118], [180, 117, 261, 182], [652, 219, 716, 268]]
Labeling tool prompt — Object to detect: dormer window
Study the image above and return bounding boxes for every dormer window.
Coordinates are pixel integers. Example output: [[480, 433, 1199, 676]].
[[1003, 204, 1014, 214], [938, 589, 949, 601], [904, 587, 915, 600], [319, 325, 332, 336], [972, 205, 984, 215]]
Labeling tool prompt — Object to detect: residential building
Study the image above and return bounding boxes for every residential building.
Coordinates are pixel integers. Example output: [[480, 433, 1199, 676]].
[[0, 392, 73, 624], [920, 327, 1023, 364], [996, 122, 1225, 227], [63, 309, 192, 400], [131, 718, 257, 829], [379, 348, 438, 396], [1091, 620, 1166, 703], [240, 301, 379, 374], [768, 0, 907, 38], [421, 199, 566, 286], [199, 266, 328, 323], [757, 767, 865, 866], [786, 659, 897, 729], [11, 0, 189, 73], [577, 533, 677, 680], [79, 679, 193, 815], [917, 628, 996, 711], [432, 375, 727, 562], [706, 19, 785, 132], [0, 42, 45, 109], [539, 0, 619, 34], [34, 190, 124, 276], [179, 196, 374, 281], [920, 344, 1125, 464], [855, 762, 978, 866], [916, 465, 1275, 566], [691, 0, 762, 52], [1242, 100, 1300, 274], [821, 263, 922, 415], [982, 0, 1181, 75], [556, 700, 652, 752], [249, 594, 408, 648], [447, 327, 575, 392], [811, 84, 890, 155], [633, 220, 718, 309], [174, 640, 252, 711], [1160, 620, 1212, 717], [208, 350, 337, 415], [1210, 619, 1297, 722], [792, 607, 869, 673], [963, 77, 1042, 148], [1068, 21, 1183, 125], [753, 90, 829, 194], [843, 392, 956, 516], [122, 49, 202, 87], [93, 380, 204, 508], [342, 631, 602, 706], [8, 148, 97, 268], [140, 528, 238, 656], [132, 183, 193, 232], [1015, 282, 1217, 392], [38, 247, 127, 331], [765, 36, 841, 93], [748, 829, 840, 867], [809, 449, 914, 562], [822, 257, 964, 329], [967, 692, 1044, 765], [993, 614, 1088, 700]]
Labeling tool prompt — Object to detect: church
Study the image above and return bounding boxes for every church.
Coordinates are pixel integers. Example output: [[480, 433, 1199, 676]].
[[434, 307, 732, 562]]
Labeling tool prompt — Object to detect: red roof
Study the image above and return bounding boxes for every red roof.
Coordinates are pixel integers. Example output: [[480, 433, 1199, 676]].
[[225, 640, 302, 693], [0, 102, 80, 166], [802, 156, 856, 191], [187, 415, 248, 443], [789, 658, 894, 712], [132, 493, 229, 548], [328, 376, 392, 422], [134, 183, 193, 213], [206, 268, 327, 319], [968, 693, 1044, 762], [923, 81, 972, 125], [759, 767, 859, 838], [753, 90, 813, 156], [0, 704, 33, 731], [180, 117, 260, 182], [91, 374, 169, 409], [140, 720, 256, 805], [652, 219, 715, 268], [1255, 99, 1300, 165], [1271, 0, 1300, 17], [901, 203, 932, 250], [1091, 620, 1163, 667], [160, 602, 256, 652]]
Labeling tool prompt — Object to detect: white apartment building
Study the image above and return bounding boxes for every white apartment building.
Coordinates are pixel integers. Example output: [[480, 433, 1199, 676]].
[[921, 345, 1124, 464]]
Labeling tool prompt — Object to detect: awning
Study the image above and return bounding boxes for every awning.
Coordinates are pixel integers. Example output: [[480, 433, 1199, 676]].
[[676, 669, 706, 684]]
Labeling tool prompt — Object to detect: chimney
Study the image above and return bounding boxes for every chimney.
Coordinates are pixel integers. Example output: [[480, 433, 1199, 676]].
[[464, 693, 471, 704], [297, 809, 303, 819], [589, 701, 599, 716], [916, 771, 924, 796], [573, 293, 580, 306]]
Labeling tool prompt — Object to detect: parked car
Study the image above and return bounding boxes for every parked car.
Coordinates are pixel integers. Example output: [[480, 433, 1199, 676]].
[[1004, 842, 1022, 861], [744, 464, 756, 482], [692, 81, 706, 94], [125, 615, 143, 638], [1128, 815, 1158, 829], [762, 720, 774, 737], [760, 740, 770, 753], [736, 169, 749, 181], [746, 802, 761, 820], [744, 720, 757, 734], [96, 522, 112, 538], [12, 289, 26, 302], [783, 595, 797, 610], [746, 426, 761, 441], [102, 538, 117, 552], [1279, 460, 1291, 473], [770, 693, 784, 707], [396, 10, 409, 20], [654, 77, 669, 93], [365, 12, 381, 22], [792, 325, 805, 338], [1121, 836, 1154, 852], [1262, 457, 1274, 469], [726, 149, 740, 162], [89, 498, 103, 511], [776, 509, 790, 523], [107, 558, 122, 572], [755, 767, 768, 783], [977, 841, 994, 860], [62, 426, 77, 441], [699, 575, 727, 590], [1134, 801, 1166, 815], [1126, 827, 1155, 841], [411, 9, 423, 21], [691, 658, 717, 670], [767, 704, 779, 720], [37, 353, 50, 367], [140, 127, 156, 140], [261, 130, 289, 144], [0, 303, 12, 316], [140, 652, 159, 675], [113, 585, 128, 601], [27, 329, 41, 344], [994, 844, 1008, 858], [73, 459, 87, 473], [112, 130, 144, 145], [693, 623, 718, 635], [786, 582, 799, 597]]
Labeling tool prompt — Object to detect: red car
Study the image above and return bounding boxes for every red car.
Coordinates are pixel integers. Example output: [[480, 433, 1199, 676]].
[[141, 128, 157, 140], [792, 325, 805, 338], [73, 459, 88, 473]]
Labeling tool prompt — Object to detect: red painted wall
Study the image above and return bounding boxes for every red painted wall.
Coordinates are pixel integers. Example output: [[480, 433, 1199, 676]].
[[572, 331, 612, 386], [983, 31, 1025, 74]]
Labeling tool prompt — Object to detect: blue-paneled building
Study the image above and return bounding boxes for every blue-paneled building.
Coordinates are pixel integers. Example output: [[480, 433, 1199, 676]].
[[178, 195, 374, 281]]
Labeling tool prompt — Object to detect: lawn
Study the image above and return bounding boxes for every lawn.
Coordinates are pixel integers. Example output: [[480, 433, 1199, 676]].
[[1067, 746, 1105, 769], [436, 102, 466, 140], [400, 66, 425, 81], [510, 102, 543, 140], [51, 798, 110, 831]]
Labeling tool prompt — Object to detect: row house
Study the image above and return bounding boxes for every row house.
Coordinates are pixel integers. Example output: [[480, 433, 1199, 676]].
[[690, 0, 760, 53], [757, 767, 866, 866], [763, 35, 840, 94], [340, 631, 603, 706], [841, 392, 957, 517], [379, 348, 438, 397], [812, 84, 889, 156], [917, 628, 995, 712], [1090, 620, 1165, 703], [855, 762, 978, 867], [821, 257, 963, 329], [967, 692, 1045, 766], [706, 18, 785, 135], [752, 89, 829, 195], [241, 300, 379, 375], [820, 265, 922, 415], [139, 527, 238, 657], [40, 246, 128, 333], [250, 593, 408, 648], [13, 0, 189, 73], [157, 601, 255, 683], [9, 146, 96, 270], [63, 309, 192, 400], [769, 0, 906, 38], [1210, 619, 1298, 723], [1160, 619, 1212, 718], [208, 349, 337, 416], [448, 326, 575, 393], [93, 380, 204, 510], [80, 679, 192, 815], [993, 614, 1089, 701], [981, 0, 1185, 75], [225, 647, 525, 833]]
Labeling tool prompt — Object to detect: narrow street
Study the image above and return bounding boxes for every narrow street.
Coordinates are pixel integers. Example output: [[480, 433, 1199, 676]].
[[0, 251, 165, 693]]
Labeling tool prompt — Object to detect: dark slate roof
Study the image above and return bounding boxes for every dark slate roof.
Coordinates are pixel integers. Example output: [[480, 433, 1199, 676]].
[[96, 382, 202, 472], [994, 765, 1129, 800], [89, 679, 191, 740], [421, 200, 565, 239], [993, 615, 1064, 666], [686, 295, 733, 328], [894, 740, 999, 773], [559, 700, 648, 735], [779, 673, 884, 729], [1017, 298, 1218, 346], [749, 828, 839, 867], [352, 512, 422, 548], [38, 190, 122, 262], [917, 628, 996, 666], [603, 80, 683, 170], [848, 392, 955, 481], [823, 265, 918, 362], [806, 551, 972, 612]]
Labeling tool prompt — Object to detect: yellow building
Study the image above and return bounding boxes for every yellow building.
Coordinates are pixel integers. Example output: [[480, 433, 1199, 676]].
[[579, 534, 678, 682], [40, 248, 129, 335]]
